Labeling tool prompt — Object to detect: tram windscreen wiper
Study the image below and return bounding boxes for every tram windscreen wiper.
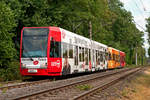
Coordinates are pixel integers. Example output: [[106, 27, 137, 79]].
[[29, 57, 34, 61], [25, 52, 34, 61]]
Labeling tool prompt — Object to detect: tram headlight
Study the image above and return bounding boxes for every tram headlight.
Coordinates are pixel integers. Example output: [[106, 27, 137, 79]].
[[40, 63, 47, 69], [21, 63, 26, 68]]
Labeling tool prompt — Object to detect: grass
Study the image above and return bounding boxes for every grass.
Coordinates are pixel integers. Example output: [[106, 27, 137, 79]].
[[121, 89, 128, 97], [0, 83, 3, 87], [76, 84, 93, 91], [16, 80, 22, 83], [126, 64, 149, 68], [2, 88, 8, 93], [126, 64, 139, 68], [52, 78, 56, 81]]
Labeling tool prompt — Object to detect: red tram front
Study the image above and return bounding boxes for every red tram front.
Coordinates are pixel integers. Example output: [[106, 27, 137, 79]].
[[20, 27, 63, 76]]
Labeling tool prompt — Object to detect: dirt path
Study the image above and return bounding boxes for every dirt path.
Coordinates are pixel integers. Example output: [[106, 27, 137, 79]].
[[116, 67, 150, 100]]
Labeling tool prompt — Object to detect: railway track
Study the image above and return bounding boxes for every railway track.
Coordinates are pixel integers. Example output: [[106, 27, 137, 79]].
[[11, 67, 141, 100], [0, 79, 52, 91], [0, 68, 127, 92], [72, 67, 142, 100]]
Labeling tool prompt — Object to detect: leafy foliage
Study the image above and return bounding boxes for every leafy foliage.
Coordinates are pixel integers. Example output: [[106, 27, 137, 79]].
[[0, 1, 16, 68], [146, 17, 150, 57], [0, 61, 21, 81], [146, 18, 150, 43]]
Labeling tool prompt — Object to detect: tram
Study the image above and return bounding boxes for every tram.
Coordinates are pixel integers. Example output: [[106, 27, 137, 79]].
[[20, 27, 125, 76]]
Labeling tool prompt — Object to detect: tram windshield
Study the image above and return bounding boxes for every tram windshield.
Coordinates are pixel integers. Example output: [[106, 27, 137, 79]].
[[22, 28, 49, 57]]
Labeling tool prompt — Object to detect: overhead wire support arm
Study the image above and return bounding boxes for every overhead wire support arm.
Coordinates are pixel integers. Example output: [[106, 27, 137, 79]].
[[133, 20, 146, 31]]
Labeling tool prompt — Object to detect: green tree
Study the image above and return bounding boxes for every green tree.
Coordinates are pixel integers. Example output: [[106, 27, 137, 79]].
[[146, 17, 150, 58], [0, 1, 16, 68], [146, 17, 150, 44]]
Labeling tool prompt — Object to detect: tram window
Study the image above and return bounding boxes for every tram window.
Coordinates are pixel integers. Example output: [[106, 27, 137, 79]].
[[115, 55, 117, 61], [50, 41, 61, 58], [96, 50, 98, 61], [62, 43, 68, 58], [85, 48, 88, 65], [69, 44, 73, 58], [97, 51, 100, 65], [116, 55, 118, 61], [102, 52, 104, 61], [100, 52, 103, 61], [82, 48, 84, 62], [104, 52, 106, 60], [79, 47, 82, 62], [96, 50, 99, 65], [74, 46, 78, 65], [89, 49, 91, 61], [117, 55, 120, 62], [108, 53, 111, 60], [105, 53, 108, 60], [98, 51, 100, 61], [115, 55, 116, 61], [93, 50, 95, 62], [119, 55, 120, 62], [116, 55, 118, 62], [117, 55, 118, 61], [113, 54, 115, 61]]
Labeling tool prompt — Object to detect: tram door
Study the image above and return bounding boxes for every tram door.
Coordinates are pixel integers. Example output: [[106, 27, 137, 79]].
[[79, 47, 84, 72], [68, 44, 74, 73]]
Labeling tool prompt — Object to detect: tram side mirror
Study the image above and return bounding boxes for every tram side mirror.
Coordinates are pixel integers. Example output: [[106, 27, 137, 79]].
[[22, 46, 24, 50]]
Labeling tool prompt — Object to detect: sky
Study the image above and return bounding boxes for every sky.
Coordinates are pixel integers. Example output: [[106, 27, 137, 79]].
[[120, 0, 150, 57]]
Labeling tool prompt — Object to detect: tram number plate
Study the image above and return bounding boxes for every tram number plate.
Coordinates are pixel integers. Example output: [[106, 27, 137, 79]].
[[28, 69, 37, 73]]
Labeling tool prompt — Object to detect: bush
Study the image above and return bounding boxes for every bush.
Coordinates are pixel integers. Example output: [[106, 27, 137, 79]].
[[0, 61, 22, 81]]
